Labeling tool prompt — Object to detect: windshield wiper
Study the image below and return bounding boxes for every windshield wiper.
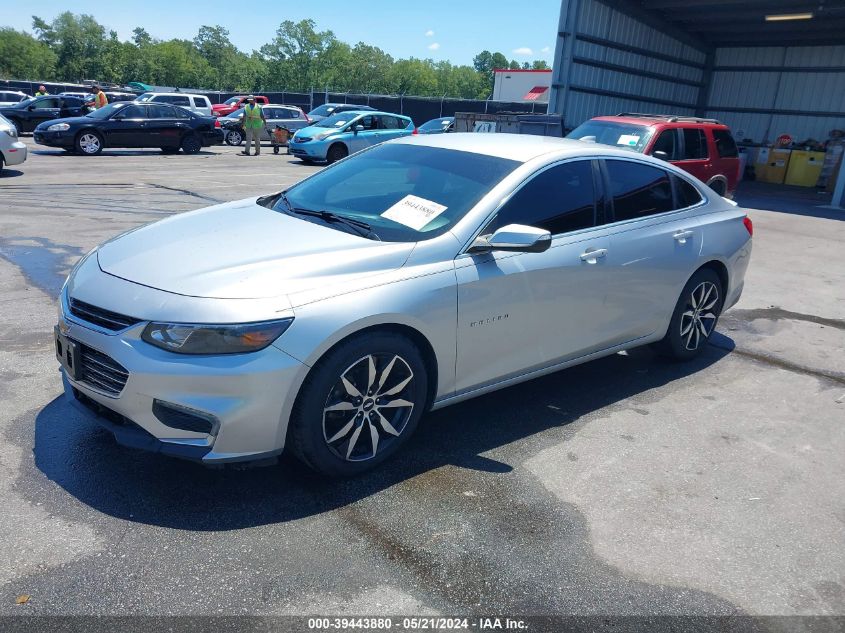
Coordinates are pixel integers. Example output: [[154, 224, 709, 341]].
[[288, 207, 380, 240]]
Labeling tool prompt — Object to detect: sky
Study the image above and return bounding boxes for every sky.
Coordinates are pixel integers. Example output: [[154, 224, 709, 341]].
[[4, 0, 562, 67]]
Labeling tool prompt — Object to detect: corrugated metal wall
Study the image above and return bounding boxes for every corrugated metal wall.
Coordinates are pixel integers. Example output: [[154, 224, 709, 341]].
[[706, 46, 845, 143], [553, 0, 707, 127], [550, 1, 845, 143]]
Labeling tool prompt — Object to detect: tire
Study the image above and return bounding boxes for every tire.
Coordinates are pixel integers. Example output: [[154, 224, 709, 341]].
[[289, 332, 428, 477], [160, 146, 179, 154], [75, 131, 103, 155], [180, 134, 202, 154], [225, 129, 243, 146], [652, 268, 724, 361], [326, 143, 348, 164]]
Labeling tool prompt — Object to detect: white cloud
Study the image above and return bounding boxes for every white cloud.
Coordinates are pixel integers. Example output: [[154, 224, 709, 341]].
[[428, 42, 440, 51], [541, 46, 551, 54], [425, 29, 435, 37], [513, 47, 533, 56]]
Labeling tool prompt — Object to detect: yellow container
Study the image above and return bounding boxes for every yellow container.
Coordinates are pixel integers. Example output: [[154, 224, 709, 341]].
[[784, 150, 825, 187], [757, 148, 792, 184]]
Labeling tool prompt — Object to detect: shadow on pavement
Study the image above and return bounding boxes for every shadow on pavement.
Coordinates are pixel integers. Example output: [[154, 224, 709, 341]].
[[0, 168, 24, 177], [33, 340, 735, 531]]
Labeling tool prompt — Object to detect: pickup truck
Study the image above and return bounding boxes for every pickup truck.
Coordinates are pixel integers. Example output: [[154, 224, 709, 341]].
[[211, 95, 269, 117]]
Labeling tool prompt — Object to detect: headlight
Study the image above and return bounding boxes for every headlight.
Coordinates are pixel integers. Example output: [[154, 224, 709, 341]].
[[141, 318, 294, 355], [47, 123, 70, 132]]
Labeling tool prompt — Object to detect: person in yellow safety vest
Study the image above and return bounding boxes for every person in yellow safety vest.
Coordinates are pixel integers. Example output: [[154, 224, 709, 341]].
[[91, 86, 108, 109], [241, 96, 266, 156], [35, 85, 49, 97]]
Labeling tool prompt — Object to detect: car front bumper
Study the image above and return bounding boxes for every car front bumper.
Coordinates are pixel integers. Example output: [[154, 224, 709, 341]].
[[56, 297, 308, 464], [288, 140, 329, 160], [33, 130, 74, 148], [2, 139, 27, 164]]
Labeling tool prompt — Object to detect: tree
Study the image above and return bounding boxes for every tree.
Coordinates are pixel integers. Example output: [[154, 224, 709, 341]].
[[261, 19, 336, 91], [132, 27, 151, 47], [532, 60, 550, 70], [0, 28, 57, 79], [31, 12, 107, 81]]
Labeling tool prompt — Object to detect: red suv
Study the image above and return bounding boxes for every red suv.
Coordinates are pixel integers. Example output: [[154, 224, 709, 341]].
[[211, 95, 270, 117], [567, 113, 741, 197]]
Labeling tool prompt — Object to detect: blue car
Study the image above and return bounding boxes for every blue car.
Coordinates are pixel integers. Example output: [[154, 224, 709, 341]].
[[289, 110, 415, 163]]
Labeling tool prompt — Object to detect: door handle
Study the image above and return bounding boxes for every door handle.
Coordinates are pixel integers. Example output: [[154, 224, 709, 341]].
[[580, 248, 607, 263], [673, 230, 694, 244]]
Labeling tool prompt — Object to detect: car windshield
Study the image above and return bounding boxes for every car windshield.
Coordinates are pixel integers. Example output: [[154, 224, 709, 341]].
[[136, 93, 153, 102], [308, 104, 336, 117], [86, 103, 126, 119], [420, 118, 452, 132], [566, 121, 653, 152], [224, 97, 241, 105], [315, 113, 358, 128], [224, 108, 244, 119], [270, 143, 520, 242]]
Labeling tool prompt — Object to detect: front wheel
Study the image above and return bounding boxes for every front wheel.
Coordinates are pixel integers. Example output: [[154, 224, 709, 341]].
[[289, 333, 428, 477], [326, 143, 348, 164], [225, 129, 243, 146], [75, 131, 103, 155], [653, 268, 724, 361]]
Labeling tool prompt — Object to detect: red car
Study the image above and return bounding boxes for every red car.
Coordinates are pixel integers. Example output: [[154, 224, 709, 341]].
[[567, 113, 741, 197], [211, 95, 270, 117]]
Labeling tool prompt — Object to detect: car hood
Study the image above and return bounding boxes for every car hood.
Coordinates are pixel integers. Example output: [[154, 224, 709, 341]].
[[293, 123, 342, 139], [96, 197, 415, 300]]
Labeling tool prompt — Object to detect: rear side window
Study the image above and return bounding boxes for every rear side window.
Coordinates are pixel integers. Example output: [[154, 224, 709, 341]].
[[156, 95, 191, 107], [713, 129, 739, 158], [682, 129, 708, 160], [488, 160, 596, 236], [675, 176, 704, 208], [606, 160, 674, 221], [192, 97, 208, 108]]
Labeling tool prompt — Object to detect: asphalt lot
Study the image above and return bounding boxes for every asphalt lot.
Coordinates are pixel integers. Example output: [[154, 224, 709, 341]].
[[0, 137, 843, 624]]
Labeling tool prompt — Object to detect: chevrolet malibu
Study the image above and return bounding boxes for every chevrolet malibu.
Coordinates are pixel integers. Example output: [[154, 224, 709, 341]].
[[56, 134, 752, 477]]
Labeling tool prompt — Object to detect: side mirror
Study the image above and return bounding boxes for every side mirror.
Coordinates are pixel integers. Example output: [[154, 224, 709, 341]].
[[652, 150, 670, 161], [468, 224, 552, 254], [353, 124, 364, 133]]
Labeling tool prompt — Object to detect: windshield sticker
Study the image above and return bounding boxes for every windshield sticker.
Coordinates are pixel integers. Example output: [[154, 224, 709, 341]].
[[381, 195, 448, 231], [617, 134, 640, 146], [334, 119, 348, 127]]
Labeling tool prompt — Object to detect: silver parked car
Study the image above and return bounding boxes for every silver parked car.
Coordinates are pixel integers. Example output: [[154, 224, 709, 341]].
[[220, 104, 310, 146], [55, 134, 752, 476]]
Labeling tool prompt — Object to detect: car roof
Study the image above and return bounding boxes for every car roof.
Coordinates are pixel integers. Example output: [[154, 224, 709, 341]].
[[392, 132, 683, 163], [591, 115, 729, 129], [147, 92, 208, 98], [336, 110, 408, 118]]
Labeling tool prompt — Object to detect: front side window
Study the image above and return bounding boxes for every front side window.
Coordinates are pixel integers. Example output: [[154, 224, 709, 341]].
[[713, 129, 739, 158], [682, 129, 709, 160], [270, 143, 520, 242], [32, 98, 60, 109], [487, 160, 596, 236], [651, 130, 679, 160], [606, 160, 674, 221]]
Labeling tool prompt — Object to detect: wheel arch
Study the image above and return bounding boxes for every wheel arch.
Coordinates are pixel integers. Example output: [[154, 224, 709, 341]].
[[706, 175, 728, 195], [696, 259, 729, 297]]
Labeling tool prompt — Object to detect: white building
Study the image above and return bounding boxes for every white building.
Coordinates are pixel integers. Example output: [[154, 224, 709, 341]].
[[492, 69, 552, 104]]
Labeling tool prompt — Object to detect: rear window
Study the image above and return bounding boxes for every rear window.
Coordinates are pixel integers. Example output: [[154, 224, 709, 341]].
[[567, 120, 652, 152], [675, 176, 704, 208], [713, 129, 739, 158]]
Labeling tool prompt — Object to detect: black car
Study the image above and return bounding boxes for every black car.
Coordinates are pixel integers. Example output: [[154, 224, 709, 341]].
[[0, 95, 90, 134], [33, 102, 225, 155]]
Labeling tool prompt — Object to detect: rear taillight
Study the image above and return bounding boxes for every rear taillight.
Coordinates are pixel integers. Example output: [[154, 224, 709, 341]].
[[412, 127, 418, 135], [743, 216, 753, 237], [214, 119, 221, 128]]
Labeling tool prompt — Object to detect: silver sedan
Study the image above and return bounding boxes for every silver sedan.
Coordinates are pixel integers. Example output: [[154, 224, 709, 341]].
[[55, 133, 752, 476]]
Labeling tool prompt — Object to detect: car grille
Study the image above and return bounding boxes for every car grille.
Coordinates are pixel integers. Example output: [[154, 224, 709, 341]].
[[78, 344, 129, 397], [69, 298, 142, 332]]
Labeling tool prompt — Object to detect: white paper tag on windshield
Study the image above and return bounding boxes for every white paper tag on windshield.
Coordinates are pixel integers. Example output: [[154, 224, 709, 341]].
[[381, 195, 448, 231], [617, 134, 640, 146]]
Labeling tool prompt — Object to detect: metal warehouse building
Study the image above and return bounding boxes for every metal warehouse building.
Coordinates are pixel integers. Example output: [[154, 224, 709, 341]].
[[548, 0, 845, 206]]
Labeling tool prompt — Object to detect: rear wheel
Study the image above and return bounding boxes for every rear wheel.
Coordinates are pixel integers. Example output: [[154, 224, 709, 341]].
[[180, 134, 202, 154], [289, 332, 428, 477], [326, 143, 348, 164], [225, 129, 243, 146], [75, 131, 103, 155], [653, 268, 724, 361]]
